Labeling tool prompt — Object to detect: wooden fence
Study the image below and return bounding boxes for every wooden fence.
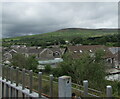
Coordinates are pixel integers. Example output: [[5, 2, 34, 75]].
[[0, 65, 113, 98]]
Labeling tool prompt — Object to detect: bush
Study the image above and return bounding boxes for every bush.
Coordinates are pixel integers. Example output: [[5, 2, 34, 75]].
[[44, 65, 52, 73], [10, 53, 38, 71]]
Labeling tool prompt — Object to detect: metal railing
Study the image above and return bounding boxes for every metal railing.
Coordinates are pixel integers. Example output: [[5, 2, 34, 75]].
[[0, 65, 113, 98]]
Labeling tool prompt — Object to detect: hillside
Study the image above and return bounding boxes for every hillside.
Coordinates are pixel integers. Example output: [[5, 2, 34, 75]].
[[2, 28, 118, 47], [3, 28, 118, 41]]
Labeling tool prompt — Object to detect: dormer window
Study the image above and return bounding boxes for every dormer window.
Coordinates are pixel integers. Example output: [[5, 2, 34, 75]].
[[79, 50, 82, 53], [74, 51, 77, 53], [53, 51, 60, 56], [55, 51, 60, 55], [89, 50, 92, 53]]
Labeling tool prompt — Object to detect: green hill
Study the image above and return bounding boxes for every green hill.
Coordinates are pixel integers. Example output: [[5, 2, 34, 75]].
[[2, 28, 118, 47], [3, 28, 118, 41]]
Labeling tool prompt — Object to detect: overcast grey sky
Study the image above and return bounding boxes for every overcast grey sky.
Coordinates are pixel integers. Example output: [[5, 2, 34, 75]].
[[1, 2, 118, 38]]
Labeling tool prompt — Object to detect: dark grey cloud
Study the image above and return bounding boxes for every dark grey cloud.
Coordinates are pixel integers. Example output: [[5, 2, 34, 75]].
[[2, 2, 118, 38]]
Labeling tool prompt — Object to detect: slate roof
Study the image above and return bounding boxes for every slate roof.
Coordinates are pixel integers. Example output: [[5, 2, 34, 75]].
[[108, 47, 120, 54], [67, 45, 114, 59], [15, 48, 28, 53], [48, 47, 63, 55], [27, 47, 43, 54]]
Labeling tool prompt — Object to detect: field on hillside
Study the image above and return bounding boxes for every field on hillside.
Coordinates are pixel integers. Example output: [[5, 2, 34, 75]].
[[2, 28, 119, 47], [3, 28, 118, 41]]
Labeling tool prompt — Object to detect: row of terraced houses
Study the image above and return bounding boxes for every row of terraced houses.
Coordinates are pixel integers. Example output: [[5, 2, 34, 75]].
[[1, 45, 120, 69]]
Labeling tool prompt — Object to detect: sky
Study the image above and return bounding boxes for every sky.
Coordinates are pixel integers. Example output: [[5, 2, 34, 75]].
[[1, 1, 118, 38]]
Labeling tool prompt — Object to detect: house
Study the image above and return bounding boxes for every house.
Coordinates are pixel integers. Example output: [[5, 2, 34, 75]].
[[108, 47, 120, 54], [3, 45, 28, 61], [3, 49, 18, 60], [10, 46, 39, 57], [65, 45, 115, 68], [114, 51, 120, 68], [38, 47, 64, 60], [27, 47, 43, 58], [9, 49, 18, 55], [2, 45, 66, 68], [109, 47, 120, 68], [3, 52, 12, 60], [4, 45, 65, 60]]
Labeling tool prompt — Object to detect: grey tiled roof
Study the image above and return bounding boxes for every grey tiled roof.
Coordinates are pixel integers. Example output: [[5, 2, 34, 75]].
[[109, 47, 120, 54]]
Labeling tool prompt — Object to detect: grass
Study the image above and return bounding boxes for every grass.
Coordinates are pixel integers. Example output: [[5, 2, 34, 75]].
[[2, 28, 118, 47], [3, 28, 118, 41]]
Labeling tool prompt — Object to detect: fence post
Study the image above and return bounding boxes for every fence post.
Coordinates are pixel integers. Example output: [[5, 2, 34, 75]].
[[83, 80, 88, 97], [10, 66, 13, 84], [8, 66, 12, 97], [16, 67, 19, 97], [16, 67, 19, 86], [22, 68, 25, 98], [58, 76, 71, 97], [12, 67, 16, 97], [5, 65, 9, 97], [2, 65, 4, 80], [22, 68, 25, 90], [10, 66, 13, 97], [106, 85, 112, 98], [6, 65, 8, 82], [50, 74, 53, 98], [38, 72, 42, 98], [29, 70, 33, 94], [2, 65, 4, 98]]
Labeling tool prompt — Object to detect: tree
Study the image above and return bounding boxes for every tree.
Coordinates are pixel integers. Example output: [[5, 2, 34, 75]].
[[10, 53, 38, 71], [44, 64, 52, 73], [53, 50, 107, 89], [71, 37, 83, 44], [10, 53, 27, 69], [26, 55, 39, 70]]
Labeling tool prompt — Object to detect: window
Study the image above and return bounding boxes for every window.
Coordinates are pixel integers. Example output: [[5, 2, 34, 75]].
[[79, 50, 82, 53], [89, 50, 92, 53], [53, 51, 60, 56], [55, 51, 60, 55], [74, 51, 77, 53]]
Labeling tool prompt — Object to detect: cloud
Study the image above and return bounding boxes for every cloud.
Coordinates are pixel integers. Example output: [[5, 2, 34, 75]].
[[2, 2, 118, 38]]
